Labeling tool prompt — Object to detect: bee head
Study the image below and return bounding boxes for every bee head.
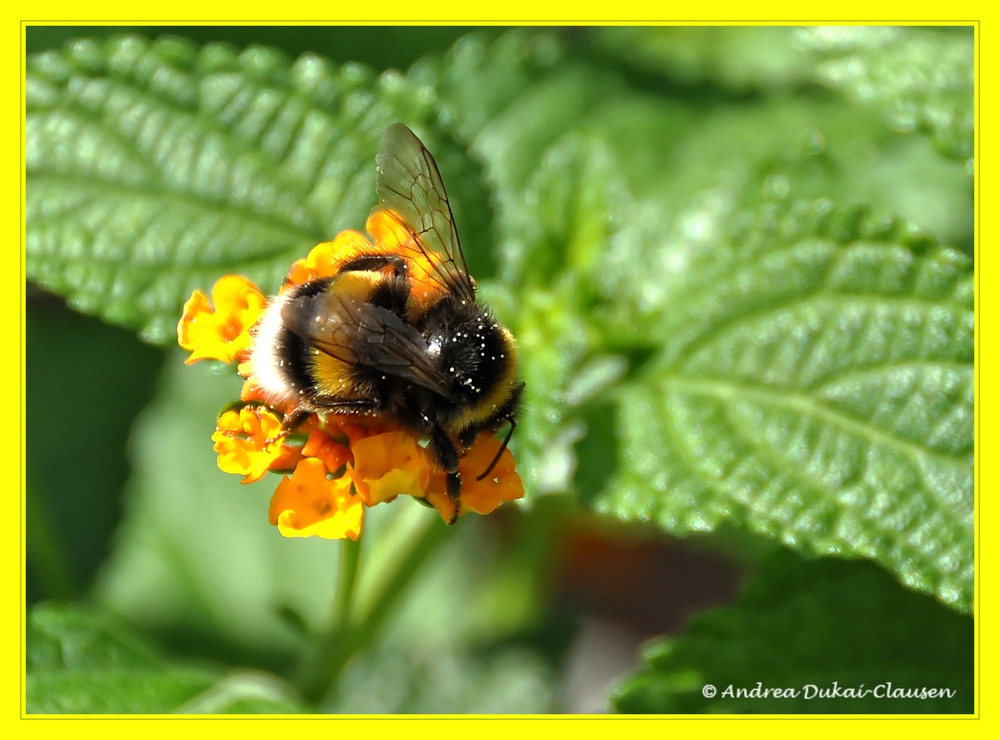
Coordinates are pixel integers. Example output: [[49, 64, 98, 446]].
[[419, 298, 519, 431]]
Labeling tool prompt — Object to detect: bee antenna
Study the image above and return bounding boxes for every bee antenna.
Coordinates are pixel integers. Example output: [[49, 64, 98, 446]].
[[476, 419, 516, 481]]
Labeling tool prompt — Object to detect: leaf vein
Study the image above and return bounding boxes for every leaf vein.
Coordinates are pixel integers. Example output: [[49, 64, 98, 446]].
[[663, 375, 971, 475]]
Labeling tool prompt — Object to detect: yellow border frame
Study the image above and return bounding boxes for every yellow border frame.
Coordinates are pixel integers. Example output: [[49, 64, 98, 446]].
[[11, 5, 989, 736]]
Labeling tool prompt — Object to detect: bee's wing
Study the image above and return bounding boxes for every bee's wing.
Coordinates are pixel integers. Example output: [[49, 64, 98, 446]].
[[281, 289, 452, 397], [375, 123, 477, 304]]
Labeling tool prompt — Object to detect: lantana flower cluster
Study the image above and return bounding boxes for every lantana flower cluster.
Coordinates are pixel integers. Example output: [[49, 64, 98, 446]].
[[177, 211, 524, 540]]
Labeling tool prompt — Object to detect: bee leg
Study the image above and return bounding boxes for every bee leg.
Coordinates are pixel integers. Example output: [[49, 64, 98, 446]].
[[281, 409, 311, 433], [428, 424, 460, 471], [446, 471, 462, 525], [266, 398, 380, 446], [264, 408, 312, 446], [427, 424, 462, 525], [458, 424, 480, 449], [313, 396, 383, 421], [314, 396, 381, 411]]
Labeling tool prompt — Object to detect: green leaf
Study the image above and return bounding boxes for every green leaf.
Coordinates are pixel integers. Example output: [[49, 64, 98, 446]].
[[587, 94, 971, 283], [798, 27, 974, 161], [26, 26, 477, 73], [590, 27, 974, 165], [656, 95, 972, 250], [26, 35, 435, 343], [27, 602, 216, 713], [613, 552, 973, 714], [594, 198, 973, 612], [27, 602, 307, 713], [590, 27, 813, 92], [416, 29, 566, 143]]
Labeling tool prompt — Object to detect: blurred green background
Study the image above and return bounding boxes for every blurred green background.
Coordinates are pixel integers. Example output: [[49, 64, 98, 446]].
[[25, 26, 974, 714]]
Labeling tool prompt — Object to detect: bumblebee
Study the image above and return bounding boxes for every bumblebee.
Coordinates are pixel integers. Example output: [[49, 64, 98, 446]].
[[248, 123, 523, 523]]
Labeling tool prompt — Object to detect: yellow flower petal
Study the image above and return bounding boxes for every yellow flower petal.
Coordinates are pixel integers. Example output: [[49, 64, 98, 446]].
[[348, 431, 431, 505], [269, 459, 364, 540], [212, 406, 285, 483], [365, 210, 449, 305], [285, 230, 375, 287], [365, 209, 413, 251], [177, 275, 267, 364]]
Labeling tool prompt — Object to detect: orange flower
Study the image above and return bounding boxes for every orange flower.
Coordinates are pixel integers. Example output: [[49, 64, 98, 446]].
[[267, 440, 306, 473], [348, 431, 432, 506], [425, 434, 524, 522], [181, 224, 523, 539], [212, 406, 286, 483], [268, 458, 364, 540], [301, 425, 353, 476], [365, 210, 453, 305], [365, 209, 413, 251], [346, 426, 523, 523], [209, 400, 523, 535], [285, 230, 375, 287], [177, 275, 267, 364]]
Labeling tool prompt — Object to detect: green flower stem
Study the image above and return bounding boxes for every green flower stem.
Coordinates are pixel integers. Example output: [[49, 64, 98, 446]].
[[334, 535, 362, 629], [348, 514, 453, 646], [297, 536, 361, 702], [298, 514, 453, 706]]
